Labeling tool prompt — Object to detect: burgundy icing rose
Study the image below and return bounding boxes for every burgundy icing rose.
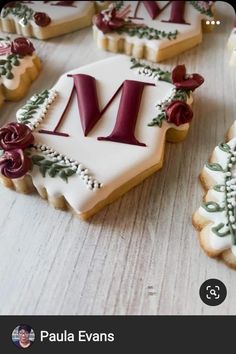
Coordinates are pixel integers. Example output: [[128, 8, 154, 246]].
[[0, 149, 31, 179], [165, 100, 193, 126], [93, 8, 125, 34], [0, 122, 34, 151], [172, 65, 204, 91], [33, 12, 51, 27], [11, 37, 35, 56]]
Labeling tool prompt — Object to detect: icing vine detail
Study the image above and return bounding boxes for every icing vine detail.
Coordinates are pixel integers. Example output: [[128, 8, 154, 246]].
[[130, 58, 204, 127], [202, 141, 236, 243], [31, 154, 76, 182], [1, 3, 34, 25], [0, 122, 103, 189], [1, 2, 51, 27], [189, 1, 214, 17], [130, 57, 171, 82], [17, 89, 57, 129], [219, 142, 231, 153], [93, 3, 179, 40], [30, 144, 102, 189], [205, 162, 225, 172], [116, 26, 178, 41], [212, 223, 232, 237], [201, 201, 224, 213]]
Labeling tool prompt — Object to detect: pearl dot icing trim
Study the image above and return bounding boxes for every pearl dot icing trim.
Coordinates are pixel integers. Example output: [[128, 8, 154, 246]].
[[16, 89, 57, 130], [30, 143, 103, 191]]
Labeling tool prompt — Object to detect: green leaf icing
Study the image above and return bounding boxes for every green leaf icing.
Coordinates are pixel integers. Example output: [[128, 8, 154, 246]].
[[148, 113, 165, 128], [130, 57, 171, 83], [116, 26, 178, 41], [212, 223, 231, 237], [213, 184, 225, 192], [189, 1, 214, 17], [1, 3, 34, 25], [29, 144, 102, 190], [0, 47, 23, 80], [31, 154, 76, 183], [218, 143, 231, 153], [206, 163, 224, 172], [17, 90, 50, 125], [201, 201, 224, 213]]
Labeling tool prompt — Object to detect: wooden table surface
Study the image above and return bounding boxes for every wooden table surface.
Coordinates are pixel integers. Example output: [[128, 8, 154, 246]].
[[0, 1, 235, 315]]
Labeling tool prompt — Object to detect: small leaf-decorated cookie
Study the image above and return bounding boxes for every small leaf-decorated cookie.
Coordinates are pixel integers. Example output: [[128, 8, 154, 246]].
[[0, 56, 204, 219], [0, 36, 41, 108], [0, 1, 109, 40]]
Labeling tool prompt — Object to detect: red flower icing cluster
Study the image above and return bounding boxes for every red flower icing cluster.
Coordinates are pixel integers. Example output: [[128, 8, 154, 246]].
[[11, 37, 35, 56], [165, 100, 193, 126], [165, 65, 204, 126], [0, 123, 34, 179], [34, 12, 51, 27], [172, 65, 204, 92], [93, 6, 125, 34], [0, 37, 35, 57]]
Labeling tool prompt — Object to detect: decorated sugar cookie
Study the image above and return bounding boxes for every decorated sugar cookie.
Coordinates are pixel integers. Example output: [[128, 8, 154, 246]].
[[0, 36, 41, 108], [227, 22, 236, 66], [93, 1, 215, 62], [193, 121, 236, 269], [0, 1, 109, 40], [0, 56, 204, 219]]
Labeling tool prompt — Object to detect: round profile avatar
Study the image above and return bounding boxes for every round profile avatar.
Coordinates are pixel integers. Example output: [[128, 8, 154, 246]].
[[12, 324, 35, 349]]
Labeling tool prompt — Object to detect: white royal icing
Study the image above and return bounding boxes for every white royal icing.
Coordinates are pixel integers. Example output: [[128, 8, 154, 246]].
[[1, 1, 93, 27], [198, 136, 236, 256], [0, 38, 37, 91], [0, 1, 95, 31], [93, 1, 213, 51], [15, 55, 193, 215]]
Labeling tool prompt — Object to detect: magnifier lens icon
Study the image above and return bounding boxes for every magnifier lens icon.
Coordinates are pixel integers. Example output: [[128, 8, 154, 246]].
[[210, 289, 217, 297]]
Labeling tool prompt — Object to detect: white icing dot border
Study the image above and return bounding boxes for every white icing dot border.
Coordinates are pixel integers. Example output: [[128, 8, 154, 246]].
[[30, 143, 103, 191], [16, 89, 57, 130]]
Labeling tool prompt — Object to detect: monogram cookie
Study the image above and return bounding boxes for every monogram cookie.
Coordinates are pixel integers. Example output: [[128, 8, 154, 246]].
[[0, 56, 204, 219], [93, 1, 215, 62]]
